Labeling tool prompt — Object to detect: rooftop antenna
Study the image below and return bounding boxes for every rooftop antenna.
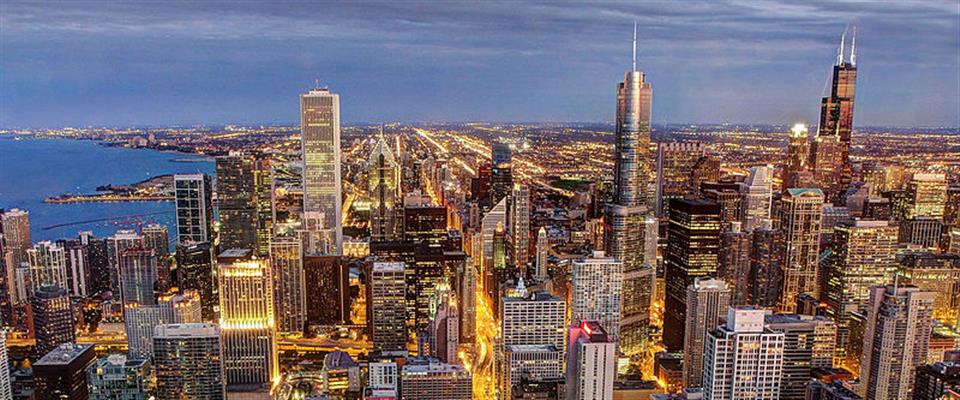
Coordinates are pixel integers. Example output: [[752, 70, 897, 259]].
[[850, 26, 857, 66], [632, 21, 638, 71], [837, 26, 848, 66]]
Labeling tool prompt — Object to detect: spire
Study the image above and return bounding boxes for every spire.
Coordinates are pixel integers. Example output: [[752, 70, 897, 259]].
[[850, 27, 857, 66], [516, 277, 527, 298], [836, 27, 847, 66], [632, 21, 638, 71]]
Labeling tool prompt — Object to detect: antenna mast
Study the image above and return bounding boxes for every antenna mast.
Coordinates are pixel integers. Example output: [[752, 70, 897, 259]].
[[632, 21, 638, 71]]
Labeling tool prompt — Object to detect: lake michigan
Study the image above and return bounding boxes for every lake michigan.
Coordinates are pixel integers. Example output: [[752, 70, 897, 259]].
[[0, 137, 214, 242]]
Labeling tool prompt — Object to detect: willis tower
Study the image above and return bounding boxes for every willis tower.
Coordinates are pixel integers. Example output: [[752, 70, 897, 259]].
[[812, 29, 857, 204]]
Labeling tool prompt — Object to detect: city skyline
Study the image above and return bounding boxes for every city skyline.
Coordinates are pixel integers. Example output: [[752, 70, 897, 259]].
[[2, 1, 958, 128]]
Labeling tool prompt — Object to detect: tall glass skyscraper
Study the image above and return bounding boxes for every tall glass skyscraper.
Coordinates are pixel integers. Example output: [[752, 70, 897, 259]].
[[812, 31, 857, 204], [605, 25, 655, 356], [300, 87, 343, 255]]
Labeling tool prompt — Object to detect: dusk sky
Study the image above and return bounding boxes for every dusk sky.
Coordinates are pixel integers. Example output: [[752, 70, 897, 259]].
[[1, 1, 958, 128]]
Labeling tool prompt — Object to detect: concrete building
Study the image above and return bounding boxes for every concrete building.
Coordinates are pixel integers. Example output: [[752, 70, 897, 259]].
[[682, 278, 730, 388], [779, 188, 824, 311], [570, 251, 623, 340], [566, 321, 616, 400], [702, 307, 784, 400]]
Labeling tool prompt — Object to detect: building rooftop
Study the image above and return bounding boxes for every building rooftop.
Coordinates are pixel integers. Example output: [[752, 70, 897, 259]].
[[372, 261, 405, 273], [35, 343, 93, 366], [154, 323, 219, 338], [505, 344, 560, 353]]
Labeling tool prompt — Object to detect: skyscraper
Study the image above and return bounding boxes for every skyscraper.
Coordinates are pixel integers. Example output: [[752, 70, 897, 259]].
[[570, 252, 623, 340], [822, 220, 898, 361], [119, 247, 158, 306], [655, 141, 708, 216], [913, 352, 960, 400], [534, 226, 548, 281], [741, 165, 773, 230], [566, 321, 617, 400], [811, 31, 857, 204], [510, 184, 531, 270], [124, 290, 202, 360], [0, 333, 10, 399], [896, 252, 960, 324], [663, 198, 721, 352], [174, 241, 217, 321], [718, 225, 751, 305], [174, 173, 214, 244], [784, 123, 812, 190], [153, 323, 225, 400], [370, 261, 407, 353], [702, 307, 785, 400], [217, 258, 277, 387], [300, 87, 343, 255], [369, 132, 400, 243], [682, 278, 730, 388], [270, 234, 306, 334], [906, 173, 947, 220], [779, 188, 824, 311], [764, 314, 837, 400], [33, 343, 96, 400], [216, 152, 258, 250], [141, 223, 170, 289], [490, 142, 513, 205], [1, 209, 31, 268], [860, 285, 935, 400], [253, 157, 274, 257], [87, 354, 150, 400], [749, 227, 784, 308], [32, 284, 75, 357], [304, 255, 349, 326], [498, 286, 566, 398], [27, 241, 67, 292], [606, 25, 655, 356]]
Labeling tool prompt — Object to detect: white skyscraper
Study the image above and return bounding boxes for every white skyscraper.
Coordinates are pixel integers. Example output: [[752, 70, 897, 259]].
[[498, 287, 566, 398], [741, 165, 773, 230], [702, 307, 785, 400], [571, 251, 623, 340], [300, 87, 343, 255], [125, 290, 202, 360], [682, 278, 731, 388], [27, 241, 67, 292], [566, 321, 616, 400]]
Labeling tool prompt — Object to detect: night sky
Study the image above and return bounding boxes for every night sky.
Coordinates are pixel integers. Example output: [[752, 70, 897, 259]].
[[1, 1, 957, 128]]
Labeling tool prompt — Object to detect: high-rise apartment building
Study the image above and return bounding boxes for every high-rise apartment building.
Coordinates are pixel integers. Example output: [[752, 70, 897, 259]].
[[718, 225, 751, 305], [216, 152, 259, 250], [217, 258, 277, 387], [124, 290, 202, 360], [174, 173, 214, 244], [253, 158, 274, 257], [27, 240, 67, 292], [369, 133, 400, 243], [570, 252, 623, 341], [32, 284, 75, 357], [860, 285, 935, 400], [682, 278, 730, 388], [663, 198, 721, 352], [913, 352, 960, 400], [34, 343, 96, 400], [748, 227, 784, 308], [119, 247, 157, 306], [1, 209, 31, 267], [741, 166, 773, 230], [566, 321, 617, 400], [896, 252, 960, 324], [270, 234, 306, 334], [655, 141, 708, 216], [304, 255, 349, 326], [498, 287, 566, 398], [370, 262, 407, 353], [153, 323, 225, 400], [300, 87, 343, 255], [511, 184, 531, 270], [87, 354, 150, 400], [764, 314, 837, 400], [702, 307, 785, 400], [811, 34, 857, 204], [399, 358, 472, 400], [779, 188, 824, 311], [0, 333, 10, 399]]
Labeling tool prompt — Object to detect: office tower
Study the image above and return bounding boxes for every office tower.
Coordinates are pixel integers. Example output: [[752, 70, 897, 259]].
[[153, 323, 225, 400], [87, 354, 150, 400], [141, 223, 170, 290], [663, 198, 721, 352], [571, 252, 623, 340], [566, 321, 617, 400], [913, 352, 960, 400], [0, 209, 31, 267], [216, 152, 258, 250], [683, 278, 731, 388], [742, 166, 773, 230], [860, 285, 935, 400], [124, 290, 202, 360], [702, 307, 785, 400], [896, 252, 960, 324], [119, 247, 157, 306], [269, 234, 305, 334], [253, 158, 274, 257], [718, 225, 751, 305], [369, 133, 400, 242], [322, 350, 361, 395], [822, 220, 898, 360], [426, 294, 458, 364], [300, 87, 343, 255], [473, 163, 493, 204], [655, 142, 708, 216], [765, 314, 837, 400], [606, 27, 654, 357], [27, 241, 67, 291], [457, 257, 477, 344], [898, 217, 944, 249], [498, 287, 566, 398], [784, 123, 811, 189], [534, 227, 548, 280], [511, 184, 531, 270], [34, 343, 95, 400], [399, 358, 472, 400], [106, 230, 144, 294], [217, 258, 277, 387], [702, 181, 744, 232], [32, 284, 75, 357], [811, 32, 857, 204], [749, 228, 784, 308], [174, 241, 217, 321], [0, 333, 9, 399], [493, 222, 507, 270], [491, 142, 513, 205], [370, 262, 407, 353], [907, 173, 947, 220], [304, 255, 349, 326], [174, 173, 214, 244], [691, 153, 722, 195], [779, 188, 824, 311], [402, 203, 447, 244], [481, 197, 508, 273]]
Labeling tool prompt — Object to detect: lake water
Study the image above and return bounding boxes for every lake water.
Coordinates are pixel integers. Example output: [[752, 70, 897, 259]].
[[0, 137, 214, 242]]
